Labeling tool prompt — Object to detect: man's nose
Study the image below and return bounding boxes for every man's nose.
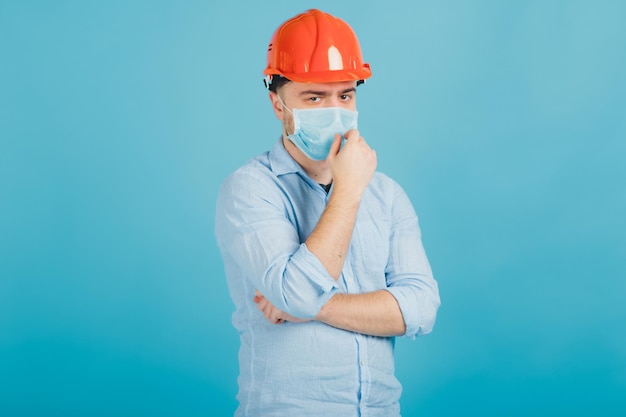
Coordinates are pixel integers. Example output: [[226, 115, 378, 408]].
[[326, 96, 342, 107]]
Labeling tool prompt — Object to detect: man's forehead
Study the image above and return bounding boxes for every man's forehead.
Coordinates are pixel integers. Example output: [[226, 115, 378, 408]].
[[288, 80, 357, 94]]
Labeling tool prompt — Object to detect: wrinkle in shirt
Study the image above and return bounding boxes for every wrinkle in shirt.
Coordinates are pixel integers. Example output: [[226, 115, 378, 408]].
[[215, 139, 440, 416]]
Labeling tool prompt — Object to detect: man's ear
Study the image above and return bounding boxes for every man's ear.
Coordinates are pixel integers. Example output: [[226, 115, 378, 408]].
[[268, 91, 284, 121]]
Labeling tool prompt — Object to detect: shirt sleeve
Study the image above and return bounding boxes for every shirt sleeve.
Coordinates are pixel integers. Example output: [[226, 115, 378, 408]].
[[384, 182, 441, 339], [215, 168, 339, 319]]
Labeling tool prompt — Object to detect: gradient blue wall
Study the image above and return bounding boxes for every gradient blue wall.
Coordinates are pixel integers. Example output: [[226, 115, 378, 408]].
[[1, 1, 624, 416]]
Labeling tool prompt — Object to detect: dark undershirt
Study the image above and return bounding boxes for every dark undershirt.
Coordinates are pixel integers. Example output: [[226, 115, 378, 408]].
[[319, 183, 332, 194]]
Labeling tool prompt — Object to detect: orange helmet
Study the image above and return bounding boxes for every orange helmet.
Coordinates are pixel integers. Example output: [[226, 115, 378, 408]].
[[264, 9, 372, 86]]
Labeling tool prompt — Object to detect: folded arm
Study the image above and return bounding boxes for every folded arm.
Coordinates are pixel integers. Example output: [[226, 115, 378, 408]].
[[254, 170, 440, 338], [316, 291, 406, 336]]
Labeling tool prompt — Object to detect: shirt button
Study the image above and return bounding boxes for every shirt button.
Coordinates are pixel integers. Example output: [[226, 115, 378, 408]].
[[346, 277, 354, 284], [360, 360, 365, 366]]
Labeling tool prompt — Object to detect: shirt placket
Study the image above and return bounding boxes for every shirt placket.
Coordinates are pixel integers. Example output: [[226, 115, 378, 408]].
[[318, 178, 371, 412]]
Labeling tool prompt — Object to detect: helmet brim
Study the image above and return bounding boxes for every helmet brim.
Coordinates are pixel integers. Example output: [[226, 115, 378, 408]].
[[264, 64, 372, 84]]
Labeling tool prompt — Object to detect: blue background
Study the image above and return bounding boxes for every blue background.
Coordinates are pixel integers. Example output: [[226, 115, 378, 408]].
[[1, 1, 625, 416]]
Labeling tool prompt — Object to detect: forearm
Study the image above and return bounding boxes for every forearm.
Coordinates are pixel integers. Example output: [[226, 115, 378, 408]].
[[315, 290, 406, 337], [305, 190, 360, 279], [305, 131, 376, 280]]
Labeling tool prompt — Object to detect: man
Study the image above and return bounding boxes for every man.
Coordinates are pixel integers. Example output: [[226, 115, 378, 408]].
[[215, 9, 440, 416]]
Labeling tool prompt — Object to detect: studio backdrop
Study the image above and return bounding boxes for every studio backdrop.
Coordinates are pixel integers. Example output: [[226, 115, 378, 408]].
[[1, 1, 625, 416]]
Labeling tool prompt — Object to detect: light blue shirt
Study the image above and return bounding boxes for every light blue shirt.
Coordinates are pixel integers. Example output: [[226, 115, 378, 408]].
[[215, 139, 440, 417]]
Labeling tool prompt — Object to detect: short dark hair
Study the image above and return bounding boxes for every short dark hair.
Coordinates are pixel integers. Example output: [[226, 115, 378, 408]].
[[265, 75, 291, 93]]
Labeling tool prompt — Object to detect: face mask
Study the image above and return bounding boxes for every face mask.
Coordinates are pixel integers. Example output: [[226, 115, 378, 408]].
[[279, 96, 358, 161]]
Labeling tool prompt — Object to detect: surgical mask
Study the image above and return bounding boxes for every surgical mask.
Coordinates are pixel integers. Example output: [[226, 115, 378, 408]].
[[279, 96, 358, 161]]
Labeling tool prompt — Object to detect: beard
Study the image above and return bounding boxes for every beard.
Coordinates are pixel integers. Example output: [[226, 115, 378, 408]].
[[281, 107, 295, 138]]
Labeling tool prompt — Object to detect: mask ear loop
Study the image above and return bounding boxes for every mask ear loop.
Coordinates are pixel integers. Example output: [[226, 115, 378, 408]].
[[275, 94, 293, 114], [275, 92, 298, 138]]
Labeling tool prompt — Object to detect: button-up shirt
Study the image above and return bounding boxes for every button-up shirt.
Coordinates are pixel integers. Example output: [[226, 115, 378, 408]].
[[215, 139, 440, 417]]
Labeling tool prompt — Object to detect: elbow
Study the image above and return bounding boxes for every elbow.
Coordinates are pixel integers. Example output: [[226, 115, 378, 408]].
[[414, 295, 441, 336], [280, 290, 322, 319], [264, 260, 336, 319], [282, 277, 338, 319], [259, 244, 339, 319], [389, 282, 441, 338]]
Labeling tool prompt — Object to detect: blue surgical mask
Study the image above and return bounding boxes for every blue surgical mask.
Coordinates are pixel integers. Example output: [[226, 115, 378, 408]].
[[279, 97, 358, 161]]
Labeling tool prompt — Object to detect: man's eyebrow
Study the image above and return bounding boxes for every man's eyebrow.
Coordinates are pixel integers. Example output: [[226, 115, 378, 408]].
[[299, 90, 328, 96], [299, 87, 357, 96]]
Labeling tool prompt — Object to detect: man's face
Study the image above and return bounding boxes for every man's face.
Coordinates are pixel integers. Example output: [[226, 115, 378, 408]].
[[270, 80, 358, 137]]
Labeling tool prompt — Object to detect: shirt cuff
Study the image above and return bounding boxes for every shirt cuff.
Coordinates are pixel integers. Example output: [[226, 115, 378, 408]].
[[386, 286, 434, 340], [280, 243, 339, 318]]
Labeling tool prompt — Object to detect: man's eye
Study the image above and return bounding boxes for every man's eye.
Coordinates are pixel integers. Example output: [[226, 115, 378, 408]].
[[308, 97, 321, 103], [340, 95, 352, 101]]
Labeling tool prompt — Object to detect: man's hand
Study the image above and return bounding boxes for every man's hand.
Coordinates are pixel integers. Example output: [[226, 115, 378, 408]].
[[303, 129, 377, 280], [254, 291, 310, 324], [327, 129, 377, 200]]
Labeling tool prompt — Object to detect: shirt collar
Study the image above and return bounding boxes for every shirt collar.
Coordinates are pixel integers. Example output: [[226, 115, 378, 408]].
[[268, 138, 326, 192], [268, 137, 303, 177]]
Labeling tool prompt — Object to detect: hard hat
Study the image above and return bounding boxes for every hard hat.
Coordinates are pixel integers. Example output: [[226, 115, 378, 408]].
[[263, 9, 372, 86]]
